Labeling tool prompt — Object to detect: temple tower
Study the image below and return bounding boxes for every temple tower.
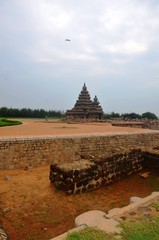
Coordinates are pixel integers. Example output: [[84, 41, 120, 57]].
[[66, 83, 103, 120]]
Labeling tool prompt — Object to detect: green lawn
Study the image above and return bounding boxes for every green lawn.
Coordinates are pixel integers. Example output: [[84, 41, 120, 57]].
[[0, 118, 22, 127]]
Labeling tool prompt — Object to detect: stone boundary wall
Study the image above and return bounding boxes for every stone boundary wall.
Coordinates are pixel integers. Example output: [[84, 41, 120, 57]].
[[49, 149, 144, 194], [0, 132, 159, 170]]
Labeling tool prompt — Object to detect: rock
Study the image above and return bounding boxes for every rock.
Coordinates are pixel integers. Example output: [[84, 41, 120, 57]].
[[24, 165, 32, 170], [151, 192, 159, 196], [3, 207, 12, 213], [139, 172, 150, 179], [4, 176, 11, 181], [108, 208, 121, 215], [137, 206, 149, 212], [130, 197, 142, 204], [43, 228, 48, 231], [75, 210, 121, 234], [0, 226, 7, 240]]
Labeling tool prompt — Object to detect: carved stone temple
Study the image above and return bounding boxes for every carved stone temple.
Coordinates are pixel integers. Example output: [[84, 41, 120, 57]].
[[66, 83, 103, 120]]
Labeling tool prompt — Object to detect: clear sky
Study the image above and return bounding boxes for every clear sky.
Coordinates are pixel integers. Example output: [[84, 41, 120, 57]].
[[0, 0, 159, 116]]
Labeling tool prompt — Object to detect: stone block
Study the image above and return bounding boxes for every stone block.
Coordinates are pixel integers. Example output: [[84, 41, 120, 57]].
[[75, 210, 121, 233]]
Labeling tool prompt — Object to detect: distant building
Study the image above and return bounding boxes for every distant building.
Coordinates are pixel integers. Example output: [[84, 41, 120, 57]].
[[66, 83, 103, 120]]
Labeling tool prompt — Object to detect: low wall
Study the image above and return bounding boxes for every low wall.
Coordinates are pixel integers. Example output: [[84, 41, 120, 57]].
[[112, 122, 144, 128], [49, 149, 144, 194], [142, 149, 159, 171], [0, 132, 159, 170], [111, 120, 159, 130]]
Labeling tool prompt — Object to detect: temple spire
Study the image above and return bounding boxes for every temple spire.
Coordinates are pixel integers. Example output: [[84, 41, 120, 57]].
[[82, 83, 87, 91]]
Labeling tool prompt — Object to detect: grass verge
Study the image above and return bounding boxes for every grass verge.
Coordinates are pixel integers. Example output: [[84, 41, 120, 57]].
[[0, 118, 22, 127]]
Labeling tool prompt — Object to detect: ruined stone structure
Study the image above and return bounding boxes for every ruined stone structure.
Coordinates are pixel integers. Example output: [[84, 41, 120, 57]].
[[49, 149, 144, 194], [111, 120, 159, 130], [49, 148, 159, 194], [66, 83, 103, 120], [0, 131, 159, 195]]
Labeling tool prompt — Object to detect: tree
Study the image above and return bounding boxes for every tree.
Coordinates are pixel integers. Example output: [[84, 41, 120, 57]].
[[142, 112, 158, 120], [121, 112, 142, 119], [0, 107, 8, 117], [102, 112, 120, 119], [110, 112, 120, 118], [0, 107, 65, 118]]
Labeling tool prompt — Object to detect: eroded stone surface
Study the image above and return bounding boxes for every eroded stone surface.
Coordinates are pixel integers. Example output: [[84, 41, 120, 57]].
[[75, 210, 121, 233], [130, 197, 142, 204]]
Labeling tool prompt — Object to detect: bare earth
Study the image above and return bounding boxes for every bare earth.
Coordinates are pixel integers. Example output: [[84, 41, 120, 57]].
[[0, 119, 155, 138], [0, 120, 159, 240]]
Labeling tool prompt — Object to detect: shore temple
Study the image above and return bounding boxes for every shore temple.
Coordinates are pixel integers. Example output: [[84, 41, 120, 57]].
[[66, 83, 103, 120]]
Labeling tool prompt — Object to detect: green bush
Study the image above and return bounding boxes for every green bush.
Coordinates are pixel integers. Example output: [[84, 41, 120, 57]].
[[142, 112, 158, 120]]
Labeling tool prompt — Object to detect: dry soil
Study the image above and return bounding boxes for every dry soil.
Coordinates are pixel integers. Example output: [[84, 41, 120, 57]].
[[0, 120, 158, 240]]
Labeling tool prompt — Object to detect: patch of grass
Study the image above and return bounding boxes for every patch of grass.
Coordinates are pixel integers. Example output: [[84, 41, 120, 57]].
[[66, 227, 117, 240], [109, 201, 117, 207], [119, 203, 128, 208], [120, 216, 159, 240], [152, 203, 159, 211], [53, 126, 78, 129], [0, 118, 22, 127]]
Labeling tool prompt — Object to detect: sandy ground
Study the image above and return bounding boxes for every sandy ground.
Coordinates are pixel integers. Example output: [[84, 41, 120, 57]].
[[0, 119, 156, 138]]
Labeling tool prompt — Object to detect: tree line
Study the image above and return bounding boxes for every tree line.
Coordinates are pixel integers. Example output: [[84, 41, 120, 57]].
[[103, 111, 158, 120], [0, 107, 158, 120], [0, 107, 64, 118]]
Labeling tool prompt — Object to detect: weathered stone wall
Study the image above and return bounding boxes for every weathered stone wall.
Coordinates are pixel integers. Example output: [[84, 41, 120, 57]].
[[142, 148, 159, 171], [49, 149, 144, 194], [111, 120, 159, 130], [112, 122, 144, 128], [0, 132, 159, 170]]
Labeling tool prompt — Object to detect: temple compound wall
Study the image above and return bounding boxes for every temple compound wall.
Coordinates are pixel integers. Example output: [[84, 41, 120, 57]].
[[0, 132, 159, 170]]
